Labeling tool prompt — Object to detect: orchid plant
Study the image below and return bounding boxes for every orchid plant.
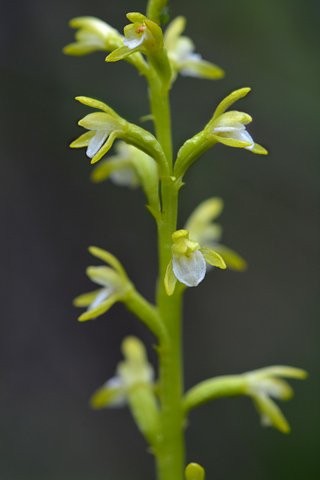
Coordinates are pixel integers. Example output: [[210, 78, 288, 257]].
[[64, 1, 307, 479]]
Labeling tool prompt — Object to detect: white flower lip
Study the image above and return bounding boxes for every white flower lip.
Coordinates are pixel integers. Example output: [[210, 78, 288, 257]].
[[88, 287, 114, 310], [86, 130, 109, 158], [123, 35, 145, 49], [172, 250, 206, 287], [212, 122, 254, 150]]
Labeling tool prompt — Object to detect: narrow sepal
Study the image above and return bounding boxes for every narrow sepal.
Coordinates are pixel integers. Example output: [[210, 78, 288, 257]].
[[164, 260, 177, 296], [213, 244, 247, 271], [106, 46, 140, 62], [200, 247, 226, 269], [88, 246, 127, 277], [91, 132, 118, 163], [75, 96, 119, 117], [78, 293, 120, 321], [90, 379, 126, 408], [210, 88, 251, 123], [73, 289, 102, 307], [211, 135, 252, 149], [185, 197, 224, 232], [181, 59, 224, 80], [252, 394, 291, 434], [90, 157, 132, 183], [251, 143, 268, 154], [69, 130, 95, 148]]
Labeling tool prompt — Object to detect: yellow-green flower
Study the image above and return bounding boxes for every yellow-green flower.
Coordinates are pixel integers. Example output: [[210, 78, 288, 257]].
[[185, 197, 247, 271], [164, 16, 224, 82], [106, 12, 164, 62], [244, 366, 308, 433], [205, 88, 268, 154], [90, 336, 154, 408], [70, 97, 127, 164], [63, 16, 123, 56], [73, 246, 133, 321], [164, 230, 226, 295]]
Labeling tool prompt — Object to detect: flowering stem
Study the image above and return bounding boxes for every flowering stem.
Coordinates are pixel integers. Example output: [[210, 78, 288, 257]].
[[146, 59, 185, 480], [155, 178, 185, 480], [148, 78, 173, 171]]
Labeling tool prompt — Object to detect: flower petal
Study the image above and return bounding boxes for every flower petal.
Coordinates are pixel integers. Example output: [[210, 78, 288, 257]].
[[252, 394, 290, 434], [199, 247, 226, 269], [211, 134, 252, 149], [73, 289, 102, 307], [90, 376, 127, 408], [164, 260, 177, 296], [79, 112, 117, 130], [88, 246, 128, 277], [106, 45, 139, 62], [180, 58, 224, 80], [91, 131, 118, 163], [69, 130, 96, 148], [185, 197, 224, 232], [251, 143, 268, 155], [86, 265, 123, 288], [88, 287, 113, 310], [75, 96, 118, 117], [164, 16, 186, 50], [87, 130, 109, 158], [78, 293, 119, 321], [91, 157, 131, 183], [172, 250, 206, 287], [213, 244, 247, 271], [210, 88, 251, 123], [63, 41, 103, 56]]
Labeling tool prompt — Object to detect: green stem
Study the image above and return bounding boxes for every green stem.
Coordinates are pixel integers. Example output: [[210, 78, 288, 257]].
[[149, 79, 173, 170], [155, 178, 185, 480], [147, 61, 185, 480]]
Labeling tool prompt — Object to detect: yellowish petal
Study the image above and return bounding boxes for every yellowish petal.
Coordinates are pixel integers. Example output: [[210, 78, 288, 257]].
[[88, 246, 127, 277], [69, 130, 95, 148], [211, 135, 252, 149], [73, 289, 102, 307], [126, 12, 148, 22], [250, 366, 308, 380], [164, 16, 186, 49], [211, 88, 251, 123], [180, 59, 224, 80], [185, 197, 224, 231], [164, 260, 177, 296], [90, 378, 126, 408], [251, 143, 268, 155], [252, 395, 290, 434], [106, 46, 139, 62], [212, 111, 252, 128], [63, 42, 103, 56], [78, 293, 119, 321], [213, 244, 247, 271], [75, 96, 118, 117], [199, 247, 226, 269], [90, 132, 118, 163], [78, 112, 117, 130], [91, 157, 131, 183]]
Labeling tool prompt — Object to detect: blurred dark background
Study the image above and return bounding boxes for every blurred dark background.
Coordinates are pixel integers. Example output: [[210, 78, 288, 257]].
[[1, 0, 319, 479]]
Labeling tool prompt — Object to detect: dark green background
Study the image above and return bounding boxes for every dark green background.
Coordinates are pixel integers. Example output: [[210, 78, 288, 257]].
[[1, 0, 319, 479]]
